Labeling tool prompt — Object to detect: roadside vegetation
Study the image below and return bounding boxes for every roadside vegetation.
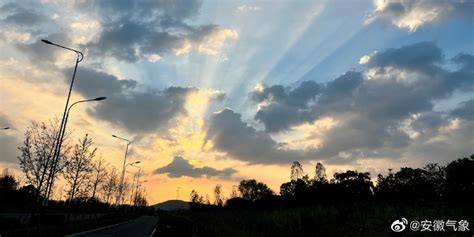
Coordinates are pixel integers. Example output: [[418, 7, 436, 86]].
[[0, 119, 149, 236], [155, 155, 474, 236]]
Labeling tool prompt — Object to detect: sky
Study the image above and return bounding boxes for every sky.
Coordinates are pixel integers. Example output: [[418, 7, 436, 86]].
[[0, 0, 473, 204]]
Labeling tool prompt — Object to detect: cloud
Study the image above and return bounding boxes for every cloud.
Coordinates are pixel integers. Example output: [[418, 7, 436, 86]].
[[0, 134, 19, 164], [0, 2, 48, 26], [0, 114, 19, 164], [366, 0, 473, 31], [0, 57, 17, 65], [76, 0, 238, 62], [365, 42, 442, 73], [15, 33, 72, 65], [249, 42, 474, 163], [154, 155, 236, 178], [66, 67, 198, 134], [451, 99, 474, 121], [249, 81, 320, 132], [65, 67, 138, 98], [88, 87, 198, 135], [237, 5, 261, 13], [203, 108, 304, 164], [0, 2, 48, 47]]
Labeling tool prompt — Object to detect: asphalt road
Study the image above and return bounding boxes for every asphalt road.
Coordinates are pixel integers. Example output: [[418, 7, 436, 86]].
[[70, 216, 159, 237]]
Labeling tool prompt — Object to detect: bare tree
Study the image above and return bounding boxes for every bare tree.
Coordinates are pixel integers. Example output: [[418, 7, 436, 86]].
[[17, 120, 70, 196], [214, 184, 223, 206], [120, 178, 131, 205], [133, 191, 148, 206], [315, 162, 327, 183], [190, 190, 203, 204], [102, 166, 118, 204], [229, 185, 239, 198], [290, 161, 304, 181], [64, 134, 96, 201], [89, 155, 108, 201]]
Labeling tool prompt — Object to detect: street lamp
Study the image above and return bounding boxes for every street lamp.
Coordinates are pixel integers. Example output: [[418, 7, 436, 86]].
[[43, 97, 106, 206], [63, 97, 106, 134], [135, 180, 148, 206], [128, 163, 141, 205], [112, 134, 132, 205], [42, 39, 84, 206], [128, 161, 140, 166]]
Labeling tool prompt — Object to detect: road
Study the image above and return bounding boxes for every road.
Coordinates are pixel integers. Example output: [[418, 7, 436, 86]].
[[69, 216, 159, 237]]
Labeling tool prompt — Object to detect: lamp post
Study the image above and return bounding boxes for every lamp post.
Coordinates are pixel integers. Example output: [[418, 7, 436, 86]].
[[113, 135, 132, 205], [63, 97, 106, 139], [135, 180, 147, 206], [43, 97, 106, 206], [128, 162, 141, 205], [130, 163, 142, 205], [42, 39, 84, 206]]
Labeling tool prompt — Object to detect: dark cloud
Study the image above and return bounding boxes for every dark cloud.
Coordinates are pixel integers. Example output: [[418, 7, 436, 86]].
[[452, 53, 474, 70], [366, 42, 443, 73], [66, 68, 197, 134], [407, 117, 474, 165], [16, 33, 73, 65], [248, 42, 474, 163], [367, 0, 474, 31], [250, 84, 286, 102], [76, 0, 234, 62], [0, 2, 47, 26], [4, 12, 46, 26], [249, 81, 320, 132], [410, 111, 446, 136], [451, 99, 474, 121], [65, 67, 138, 98], [76, 0, 202, 21], [203, 109, 304, 164], [154, 155, 236, 178], [88, 87, 197, 134]]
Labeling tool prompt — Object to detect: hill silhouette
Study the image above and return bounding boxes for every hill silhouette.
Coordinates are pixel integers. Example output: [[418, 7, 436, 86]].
[[152, 199, 190, 211]]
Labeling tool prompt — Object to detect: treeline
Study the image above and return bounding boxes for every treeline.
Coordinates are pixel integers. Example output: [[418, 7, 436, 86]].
[[190, 154, 474, 209], [0, 120, 146, 213]]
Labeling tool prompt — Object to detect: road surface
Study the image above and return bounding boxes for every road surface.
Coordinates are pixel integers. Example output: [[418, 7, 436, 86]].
[[69, 216, 159, 237]]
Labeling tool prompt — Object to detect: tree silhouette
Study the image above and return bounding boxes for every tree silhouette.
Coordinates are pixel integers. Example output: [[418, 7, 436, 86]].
[[290, 161, 304, 181], [90, 155, 108, 201], [0, 168, 18, 190], [238, 179, 273, 202], [280, 177, 309, 197], [445, 154, 474, 201], [64, 134, 96, 202], [101, 166, 118, 204], [375, 165, 446, 203], [214, 184, 223, 206], [334, 170, 373, 201], [314, 162, 327, 183], [229, 185, 239, 199], [17, 120, 71, 196], [133, 190, 148, 206], [190, 189, 204, 204]]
